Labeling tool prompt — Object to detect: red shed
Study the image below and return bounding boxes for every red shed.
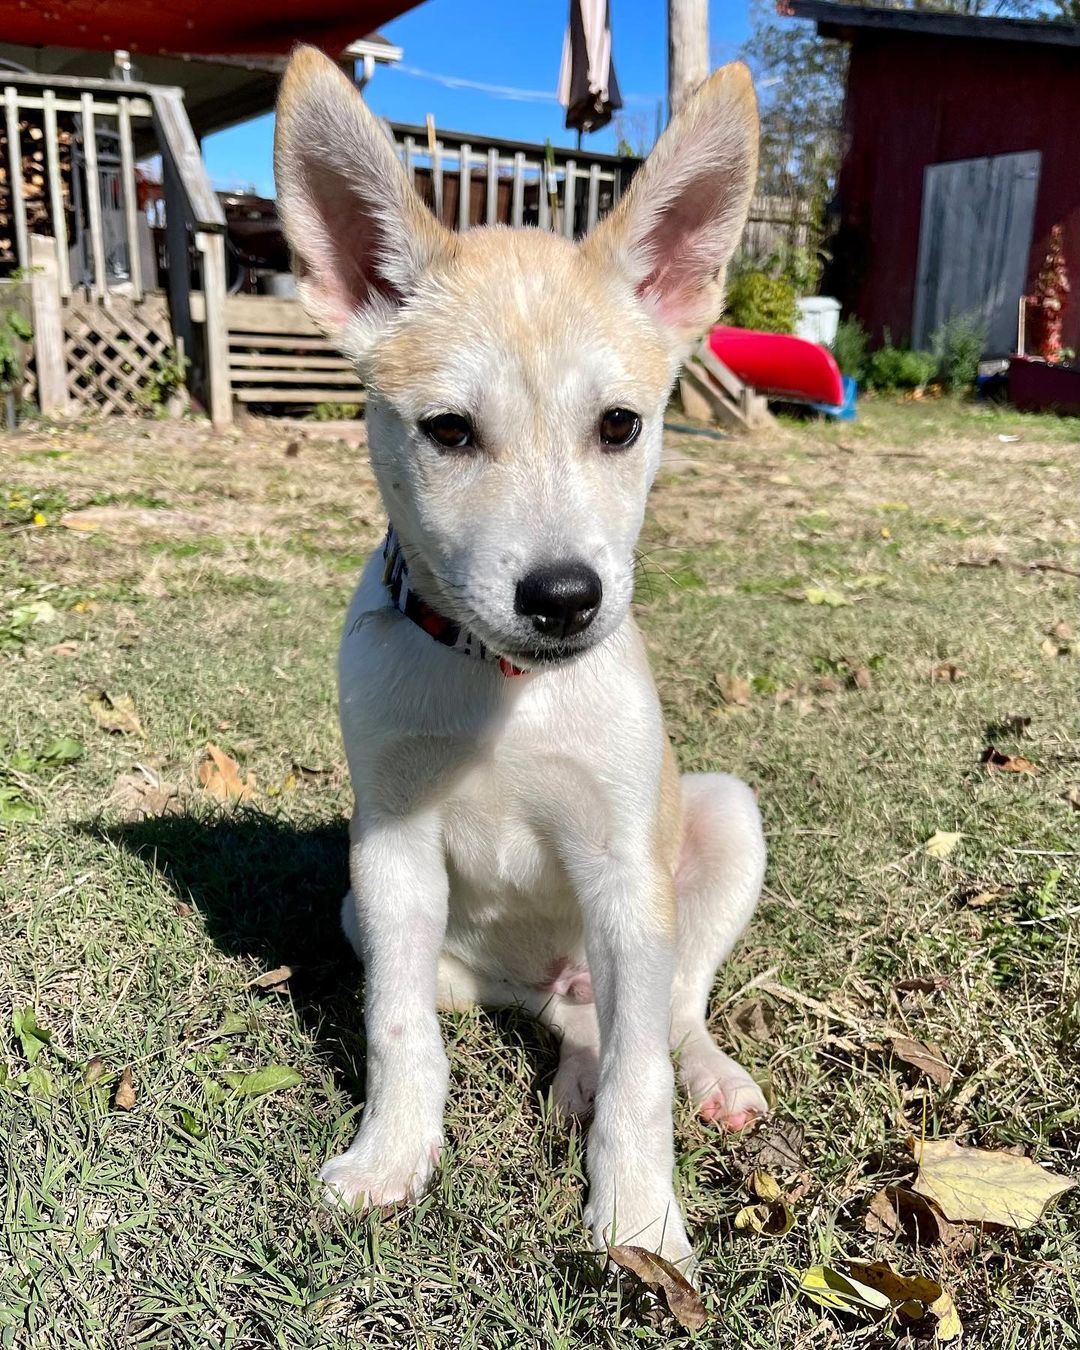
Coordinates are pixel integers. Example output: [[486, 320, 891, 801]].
[[788, 1, 1080, 356]]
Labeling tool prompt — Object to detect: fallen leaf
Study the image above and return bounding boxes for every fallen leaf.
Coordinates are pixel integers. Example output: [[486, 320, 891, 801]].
[[734, 1170, 796, 1237], [715, 674, 752, 707], [0, 786, 38, 823], [39, 737, 84, 767], [746, 1117, 805, 1174], [981, 745, 1037, 774], [730, 997, 776, 1042], [219, 1064, 302, 1097], [113, 1066, 136, 1110], [284, 440, 301, 458], [929, 1287, 964, 1342], [812, 674, 841, 694], [110, 766, 181, 821], [86, 689, 143, 736], [910, 1137, 1076, 1230], [850, 665, 873, 690], [607, 1245, 706, 1331], [802, 588, 851, 608], [863, 1185, 971, 1250], [894, 975, 950, 995], [1063, 786, 1080, 812], [198, 743, 256, 802], [12, 1007, 51, 1064], [292, 762, 332, 780], [245, 964, 293, 991], [1050, 619, 1074, 642], [10, 599, 57, 628], [83, 1056, 106, 1086], [924, 831, 962, 860], [794, 1264, 891, 1317], [1040, 635, 1070, 661], [846, 1260, 943, 1309], [890, 1036, 954, 1090], [45, 640, 80, 658], [931, 661, 966, 683], [847, 1260, 963, 1341]]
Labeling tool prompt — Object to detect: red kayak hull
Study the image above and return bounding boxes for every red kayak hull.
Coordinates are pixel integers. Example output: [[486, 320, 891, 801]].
[[708, 325, 845, 407]]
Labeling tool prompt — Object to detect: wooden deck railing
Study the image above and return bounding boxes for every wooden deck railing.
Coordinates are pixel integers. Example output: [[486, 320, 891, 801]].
[[387, 122, 641, 236], [0, 71, 231, 426]]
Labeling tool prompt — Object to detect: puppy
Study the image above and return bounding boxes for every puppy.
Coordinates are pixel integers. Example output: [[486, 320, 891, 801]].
[[274, 47, 765, 1277]]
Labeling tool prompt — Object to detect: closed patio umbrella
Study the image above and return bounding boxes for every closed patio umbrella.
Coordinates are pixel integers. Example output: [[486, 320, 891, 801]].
[[557, 0, 623, 139]]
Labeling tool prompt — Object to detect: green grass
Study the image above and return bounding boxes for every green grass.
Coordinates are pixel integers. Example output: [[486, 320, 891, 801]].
[[1, 402, 1078, 1347]]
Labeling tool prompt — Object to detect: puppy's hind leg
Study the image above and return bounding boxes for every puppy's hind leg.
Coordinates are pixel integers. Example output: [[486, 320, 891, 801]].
[[670, 773, 769, 1131]]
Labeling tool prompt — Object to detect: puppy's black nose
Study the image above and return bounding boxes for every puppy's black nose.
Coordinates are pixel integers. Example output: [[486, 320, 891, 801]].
[[515, 562, 602, 639]]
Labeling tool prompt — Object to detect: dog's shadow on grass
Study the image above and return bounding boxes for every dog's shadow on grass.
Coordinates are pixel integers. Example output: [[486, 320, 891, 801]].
[[91, 809, 561, 1100]]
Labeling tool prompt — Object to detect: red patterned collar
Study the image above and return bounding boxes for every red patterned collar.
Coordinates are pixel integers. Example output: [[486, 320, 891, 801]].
[[382, 527, 527, 678]]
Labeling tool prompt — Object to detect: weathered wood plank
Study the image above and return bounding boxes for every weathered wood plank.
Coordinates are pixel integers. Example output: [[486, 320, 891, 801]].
[[4, 88, 29, 271], [28, 236, 70, 416], [196, 229, 232, 427], [117, 96, 143, 302], [228, 332, 339, 352], [80, 93, 108, 299], [41, 91, 71, 298], [229, 352, 353, 370], [229, 368, 360, 385], [234, 387, 366, 403]]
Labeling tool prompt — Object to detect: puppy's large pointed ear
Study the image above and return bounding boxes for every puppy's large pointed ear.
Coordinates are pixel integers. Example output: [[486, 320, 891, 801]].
[[584, 63, 758, 346], [273, 46, 452, 347]]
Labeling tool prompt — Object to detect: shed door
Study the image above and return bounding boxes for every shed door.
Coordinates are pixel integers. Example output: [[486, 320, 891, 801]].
[[912, 151, 1041, 356]]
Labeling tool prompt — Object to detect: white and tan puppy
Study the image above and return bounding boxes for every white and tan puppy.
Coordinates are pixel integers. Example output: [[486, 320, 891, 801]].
[[274, 47, 766, 1276]]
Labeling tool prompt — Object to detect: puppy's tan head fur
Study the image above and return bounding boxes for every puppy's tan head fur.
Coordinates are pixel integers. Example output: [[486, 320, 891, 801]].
[[275, 49, 757, 667]]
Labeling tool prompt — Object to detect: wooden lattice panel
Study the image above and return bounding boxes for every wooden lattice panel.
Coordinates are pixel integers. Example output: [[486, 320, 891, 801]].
[[62, 293, 175, 414]]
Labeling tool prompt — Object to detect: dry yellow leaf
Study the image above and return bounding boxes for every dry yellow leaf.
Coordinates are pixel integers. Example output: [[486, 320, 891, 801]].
[[114, 1065, 136, 1110], [924, 831, 962, 859], [86, 689, 143, 736], [911, 1137, 1076, 1230], [198, 743, 256, 802]]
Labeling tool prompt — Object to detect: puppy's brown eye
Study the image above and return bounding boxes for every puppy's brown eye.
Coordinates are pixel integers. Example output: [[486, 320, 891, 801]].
[[599, 407, 641, 449], [420, 413, 475, 451]]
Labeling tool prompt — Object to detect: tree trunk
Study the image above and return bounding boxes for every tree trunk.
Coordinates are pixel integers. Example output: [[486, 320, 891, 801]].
[[668, 0, 709, 121]]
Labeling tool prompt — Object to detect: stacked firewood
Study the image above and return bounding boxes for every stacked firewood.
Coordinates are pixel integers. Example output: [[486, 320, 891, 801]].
[[0, 112, 75, 268]]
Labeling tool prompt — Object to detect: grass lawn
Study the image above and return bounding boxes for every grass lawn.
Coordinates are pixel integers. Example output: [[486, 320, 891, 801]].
[[1, 398, 1078, 1348]]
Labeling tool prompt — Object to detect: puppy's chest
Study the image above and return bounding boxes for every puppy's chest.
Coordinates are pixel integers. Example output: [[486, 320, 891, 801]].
[[441, 763, 564, 901]]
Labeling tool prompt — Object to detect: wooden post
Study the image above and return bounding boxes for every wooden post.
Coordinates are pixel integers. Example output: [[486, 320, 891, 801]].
[[28, 236, 70, 417], [196, 230, 232, 429], [668, 0, 709, 121], [160, 153, 193, 372]]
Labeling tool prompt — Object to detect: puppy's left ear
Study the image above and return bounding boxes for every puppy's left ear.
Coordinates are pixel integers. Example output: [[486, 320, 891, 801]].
[[583, 63, 758, 346]]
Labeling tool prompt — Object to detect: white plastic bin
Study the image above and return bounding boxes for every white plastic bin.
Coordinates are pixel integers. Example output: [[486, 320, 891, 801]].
[[796, 296, 841, 347]]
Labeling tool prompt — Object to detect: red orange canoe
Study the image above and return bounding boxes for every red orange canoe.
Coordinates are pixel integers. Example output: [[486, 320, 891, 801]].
[[708, 325, 845, 407]]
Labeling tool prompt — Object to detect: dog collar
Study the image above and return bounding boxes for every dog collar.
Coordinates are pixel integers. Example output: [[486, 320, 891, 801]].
[[382, 526, 527, 678]]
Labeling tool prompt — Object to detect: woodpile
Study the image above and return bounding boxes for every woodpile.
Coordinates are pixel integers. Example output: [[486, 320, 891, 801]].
[[0, 112, 75, 267]]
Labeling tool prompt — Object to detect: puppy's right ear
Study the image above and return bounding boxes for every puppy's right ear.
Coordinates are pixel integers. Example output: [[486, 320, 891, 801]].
[[274, 46, 452, 348]]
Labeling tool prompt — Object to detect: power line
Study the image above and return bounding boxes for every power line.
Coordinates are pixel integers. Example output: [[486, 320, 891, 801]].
[[392, 62, 660, 107]]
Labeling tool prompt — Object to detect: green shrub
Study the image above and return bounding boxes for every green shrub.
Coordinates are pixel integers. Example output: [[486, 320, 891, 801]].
[[930, 312, 986, 391], [831, 317, 869, 381], [866, 343, 937, 393], [724, 271, 798, 335]]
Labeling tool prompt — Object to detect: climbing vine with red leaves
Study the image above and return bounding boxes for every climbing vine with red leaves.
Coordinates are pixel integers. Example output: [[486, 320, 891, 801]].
[[1026, 225, 1071, 363]]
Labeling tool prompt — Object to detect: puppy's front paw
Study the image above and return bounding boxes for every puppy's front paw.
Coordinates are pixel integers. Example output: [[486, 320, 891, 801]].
[[585, 1189, 696, 1283], [681, 1046, 768, 1132], [320, 1129, 441, 1212]]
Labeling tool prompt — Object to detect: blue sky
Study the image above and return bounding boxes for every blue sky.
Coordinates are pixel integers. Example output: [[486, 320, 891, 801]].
[[202, 0, 752, 196]]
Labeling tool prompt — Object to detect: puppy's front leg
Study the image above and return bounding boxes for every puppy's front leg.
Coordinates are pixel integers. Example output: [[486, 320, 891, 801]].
[[574, 855, 694, 1271], [321, 808, 450, 1210]]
